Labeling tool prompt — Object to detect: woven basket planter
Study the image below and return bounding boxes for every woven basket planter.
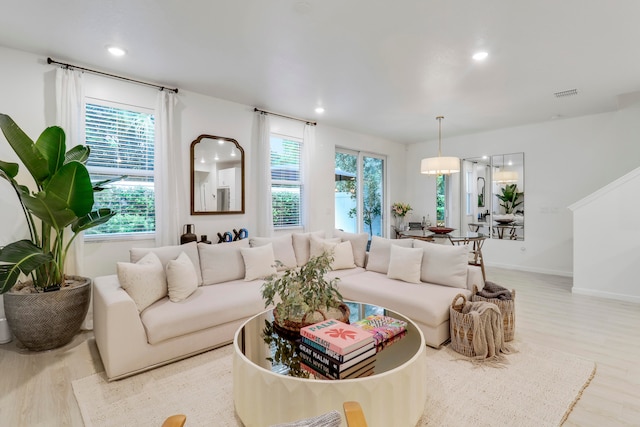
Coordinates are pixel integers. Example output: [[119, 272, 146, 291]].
[[3, 276, 91, 351], [273, 302, 350, 337], [472, 286, 516, 342]]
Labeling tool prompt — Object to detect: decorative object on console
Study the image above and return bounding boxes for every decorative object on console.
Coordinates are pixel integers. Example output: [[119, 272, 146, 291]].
[[261, 251, 349, 335], [0, 114, 118, 351], [420, 116, 460, 175], [391, 202, 412, 231], [180, 224, 197, 244]]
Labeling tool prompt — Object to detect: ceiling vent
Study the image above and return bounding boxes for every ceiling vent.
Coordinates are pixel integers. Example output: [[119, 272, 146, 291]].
[[554, 88, 578, 98]]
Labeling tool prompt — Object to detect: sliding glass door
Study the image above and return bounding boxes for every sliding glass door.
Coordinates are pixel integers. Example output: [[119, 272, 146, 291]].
[[335, 149, 385, 240]]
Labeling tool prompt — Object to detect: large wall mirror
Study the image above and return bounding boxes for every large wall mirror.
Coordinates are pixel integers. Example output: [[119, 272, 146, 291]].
[[461, 152, 524, 240], [190, 134, 245, 215]]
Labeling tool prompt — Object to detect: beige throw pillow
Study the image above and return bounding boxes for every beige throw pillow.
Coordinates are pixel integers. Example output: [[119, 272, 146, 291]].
[[292, 231, 326, 266], [326, 240, 356, 270], [117, 252, 167, 312], [333, 229, 369, 267], [198, 239, 249, 285], [366, 236, 415, 274], [130, 241, 203, 286], [309, 235, 341, 259], [165, 252, 199, 302], [387, 245, 423, 284], [413, 240, 469, 288], [240, 243, 278, 281], [249, 234, 297, 270]]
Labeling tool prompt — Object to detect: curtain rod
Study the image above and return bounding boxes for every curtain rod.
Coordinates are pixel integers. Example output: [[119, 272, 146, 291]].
[[47, 57, 178, 93], [254, 108, 316, 126]]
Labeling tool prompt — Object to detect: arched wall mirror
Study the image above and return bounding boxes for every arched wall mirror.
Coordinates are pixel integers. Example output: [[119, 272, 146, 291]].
[[461, 152, 524, 240], [190, 134, 245, 215]]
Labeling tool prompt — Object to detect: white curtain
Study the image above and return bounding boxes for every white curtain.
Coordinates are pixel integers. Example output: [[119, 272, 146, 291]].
[[302, 123, 315, 231], [255, 112, 273, 236], [154, 90, 180, 246], [55, 67, 87, 327], [55, 67, 85, 276]]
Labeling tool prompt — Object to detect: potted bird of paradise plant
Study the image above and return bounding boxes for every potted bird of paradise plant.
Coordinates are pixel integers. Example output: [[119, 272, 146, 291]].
[[0, 114, 117, 351]]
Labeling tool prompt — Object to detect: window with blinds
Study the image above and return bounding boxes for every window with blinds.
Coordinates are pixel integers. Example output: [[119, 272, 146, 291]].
[[85, 102, 156, 236], [270, 135, 302, 228]]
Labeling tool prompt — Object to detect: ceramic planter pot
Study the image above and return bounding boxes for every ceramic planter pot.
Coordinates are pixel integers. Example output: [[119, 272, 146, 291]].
[[3, 276, 91, 351]]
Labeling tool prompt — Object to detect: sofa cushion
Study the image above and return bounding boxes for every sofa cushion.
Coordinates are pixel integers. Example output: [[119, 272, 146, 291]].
[[333, 229, 369, 268], [366, 236, 414, 274], [140, 280, 266, 344], [327, 240, 356, 270], [118, 252, 167, 312], [413, 240, 469, 288], [130, 241, 203, 285], [338, 270, 471, 329], [165, 252, 199, 302], [241, 243, 278, 281], [387, 245, 423, 284], [309, 235, 341, 259], [249, 234, 297, 271], [198, 239, 249, 285], [292, 231, 326, 266]]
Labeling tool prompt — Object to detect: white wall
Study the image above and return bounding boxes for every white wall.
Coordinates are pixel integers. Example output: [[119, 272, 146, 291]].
[[407, 105, 640, 276], [569, 168, 640, 303], [0, 46, 406, 279]]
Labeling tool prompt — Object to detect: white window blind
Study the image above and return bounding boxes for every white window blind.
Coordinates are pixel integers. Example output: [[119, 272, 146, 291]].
[[270, 135, 302, 228], [85, 102, 156, 236]]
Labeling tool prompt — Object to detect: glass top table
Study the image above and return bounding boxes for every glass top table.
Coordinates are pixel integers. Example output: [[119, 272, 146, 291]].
[[235, 301, 422, 379], [232, 301, 427, 427]]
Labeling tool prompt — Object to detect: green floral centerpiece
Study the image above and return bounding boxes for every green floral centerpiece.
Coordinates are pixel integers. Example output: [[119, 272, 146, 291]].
[[261, 251, 349, 335]]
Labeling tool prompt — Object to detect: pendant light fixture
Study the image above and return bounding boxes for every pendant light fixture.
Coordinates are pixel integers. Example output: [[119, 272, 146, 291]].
[[493, 154, 518, 184], [420, 116, 460, 175]]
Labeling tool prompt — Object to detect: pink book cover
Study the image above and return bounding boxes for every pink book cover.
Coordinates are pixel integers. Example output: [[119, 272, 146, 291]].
[[352, 315, 407, 346], [300, 319, 374, 355]]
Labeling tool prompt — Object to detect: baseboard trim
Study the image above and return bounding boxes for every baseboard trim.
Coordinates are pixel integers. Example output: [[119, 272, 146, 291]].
[[484, 262, 573, 278], [571, 287, 640, 304]]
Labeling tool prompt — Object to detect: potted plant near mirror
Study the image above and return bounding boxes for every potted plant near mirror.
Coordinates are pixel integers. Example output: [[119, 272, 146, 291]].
[[0, 114, 117, 351], [261, 251, 350, 337]]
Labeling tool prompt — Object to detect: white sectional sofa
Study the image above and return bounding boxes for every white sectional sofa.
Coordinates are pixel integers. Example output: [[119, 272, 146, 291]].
[[93, 231, 484, 380]]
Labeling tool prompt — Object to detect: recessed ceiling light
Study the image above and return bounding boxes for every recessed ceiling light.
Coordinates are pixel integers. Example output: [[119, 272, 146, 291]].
[[472, 51, 488, 61], [315, 107, 325, 114], [107, 46, 127, 57]]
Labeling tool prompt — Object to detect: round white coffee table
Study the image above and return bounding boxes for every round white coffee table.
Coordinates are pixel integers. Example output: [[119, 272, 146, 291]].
[[233, 302, 427, 427]]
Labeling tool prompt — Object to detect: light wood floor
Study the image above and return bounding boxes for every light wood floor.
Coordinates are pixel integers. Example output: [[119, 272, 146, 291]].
[[1, 267, 639, 426]]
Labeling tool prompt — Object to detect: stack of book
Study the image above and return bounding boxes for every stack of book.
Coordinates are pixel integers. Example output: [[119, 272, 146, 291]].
[[352, 315, 408, 350], [298, 319, 376, 380]]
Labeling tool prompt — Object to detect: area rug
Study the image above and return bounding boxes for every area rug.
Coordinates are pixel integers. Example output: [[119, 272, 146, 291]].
[[72, 341, 595, 427]]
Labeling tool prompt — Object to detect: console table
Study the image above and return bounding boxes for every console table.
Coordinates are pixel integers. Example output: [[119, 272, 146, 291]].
[[232, 302, 427, 427]]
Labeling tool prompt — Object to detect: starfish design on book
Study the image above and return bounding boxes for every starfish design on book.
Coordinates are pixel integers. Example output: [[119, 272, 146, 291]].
[[325, 328, 357, 340]]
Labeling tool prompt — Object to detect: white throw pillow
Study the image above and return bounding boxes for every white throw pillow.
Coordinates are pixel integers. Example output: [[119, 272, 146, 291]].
[[130, 241, 203, 285], [327, 240, 356, 270], [333, 229, 369, 268], [292, 231, 326, 266], [249, 234, 297, 271], [309, 235, 341, 259], [240, 243, 278, 281], [413, 240, 469, 288], [198, 239, 249, 285], [366, 236, 415, 274], [165, 252, 199, 302], [117, 252, 167, 312], [387, 245, 423, 284]]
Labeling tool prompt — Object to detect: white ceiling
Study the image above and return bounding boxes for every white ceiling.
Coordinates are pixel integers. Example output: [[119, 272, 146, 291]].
[[1, 0, 639, 143]]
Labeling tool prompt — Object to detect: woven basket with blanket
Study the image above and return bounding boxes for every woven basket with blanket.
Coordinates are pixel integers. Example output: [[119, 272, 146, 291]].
[[472, 281, 516, 341], [450, 294, 511, 361]]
